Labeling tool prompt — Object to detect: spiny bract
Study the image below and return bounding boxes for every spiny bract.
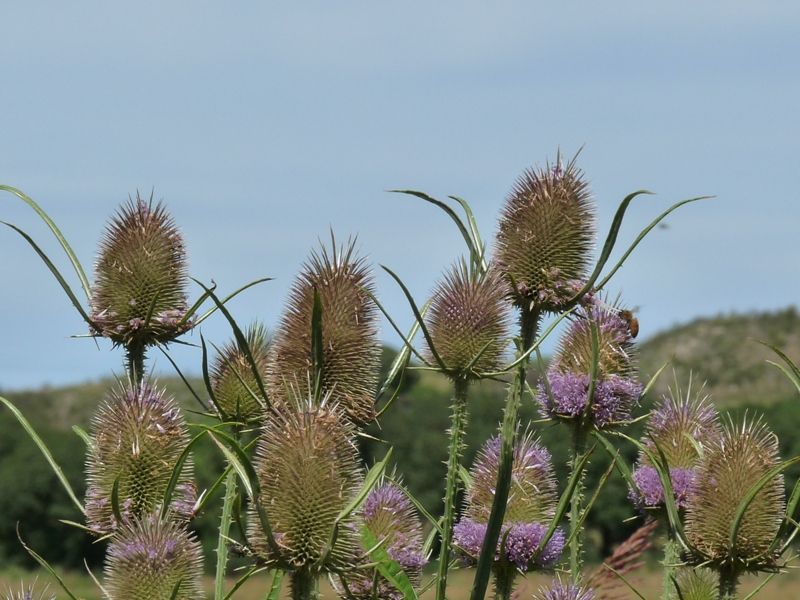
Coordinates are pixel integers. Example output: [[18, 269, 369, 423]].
[[494, 154, 594, 312], [210, 322, 270, 421], [533, 578, 595, 600], [2, 582, 54, 600], [248, 398, 363, 572], [104, 514, 204, 600], [339, 482, 426, 600], [85, 380, 196, 534], [268, 239, 380, 425], [685, 416, 785, 567], [674, 568, 718, 600], [90, 194, 191, 348], [425, 263, 509, 377]]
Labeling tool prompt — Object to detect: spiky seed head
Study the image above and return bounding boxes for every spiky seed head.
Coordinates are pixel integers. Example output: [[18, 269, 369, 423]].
[[674, 568, 718, 600], [425, 263, 509, 377], [339, 483, 426, 599], [538, 298, 642, 428], [494, 154, 595, 311], [630, 385, 721, 509], [453, 434, 565, 570], [210, 322, 270, 421], [3, 582, 54, 600], [105, 514, 204, 600], [248, 398, 362, 571], [268, 239, 380, 425], [85, 380, 195, 534], [90, 194, 191, 347], [533, 578, 595, 600], [685, 416, 785, 566]]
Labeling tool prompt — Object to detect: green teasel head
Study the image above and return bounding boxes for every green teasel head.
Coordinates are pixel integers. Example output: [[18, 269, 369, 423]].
[[210, 322, 270, 421], [425, 262, 509, 378], [85, 380, 196, 534], [105, 514, 204, 600], [494, 152, 595, 312], [268, 237, 380, 425], [248, 395, 363, 572], [674, 568, 718, 600], [685, 415, 785, 568], [90, 193, 191, 348]]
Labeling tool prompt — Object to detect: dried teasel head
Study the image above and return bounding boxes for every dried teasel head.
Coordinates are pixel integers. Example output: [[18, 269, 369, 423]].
[[268, 238, 380, 425], [538, 297, 642, 429], [338, 482, 426, 600], [685, 415, 785, 568], [90, 193, 191, 348], [454, 434, 564, 571], [630, 382, 721, 509], [248, 396, 363, 572], [85, 380, 195, 534], [105, 514, 204, 600], [494, 153, 594, 312], [425, 262, 509, 378], [210, 322, 270, 421]]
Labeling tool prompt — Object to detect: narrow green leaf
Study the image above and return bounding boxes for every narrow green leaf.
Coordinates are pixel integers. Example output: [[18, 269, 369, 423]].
[[361, 524, 419, 600], [191, 276, 273, 326], [1, 222, 95, 328], [0, 185, 92, 300], [169, 580, 183, 600], [641, 361, 670, 398], [222, 566, 263, 600], [162, 429, 210, 518], [17, 526, 81, 600], [111, 476, 123, 524], [0, 396, 84, 514], [458, 465, 473, 490], [311, 287, 325, 403], [369, 290, 431, 366], [563, 451, 616, 549], [265, 570, 284, 600], [592, 431, 635, 487], [741, 572, 777, 600], [337, 448, 393, 524], [602, 563, 648, 600], [72, 425, 93, 449], [201, 333, 228, 420], [157, 345, 210, 411], [376, 303, 427, 400], [448, 195, 487, 274]]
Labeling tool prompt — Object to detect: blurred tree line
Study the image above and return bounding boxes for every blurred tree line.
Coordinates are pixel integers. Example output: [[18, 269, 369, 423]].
[[1, 344, 798, 572]]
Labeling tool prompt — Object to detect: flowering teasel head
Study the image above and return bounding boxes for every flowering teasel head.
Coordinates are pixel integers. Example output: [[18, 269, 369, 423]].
[[453, 434, 565, 571], [538, 298, 642, 429], [685, 415, 785, 569], [494, 153, 595, 312], [210, 322, 270, 422], [424, 262, 509, 379], [105, 514, 204, 600], [630, 384, 721, 509], [533, 578, 595, 600], [248, 395, 363, 572], [338, 482, 426, 600], [90, 193, 191, 348], [268, 238, 380, 425], [85, 380, 196, 534]]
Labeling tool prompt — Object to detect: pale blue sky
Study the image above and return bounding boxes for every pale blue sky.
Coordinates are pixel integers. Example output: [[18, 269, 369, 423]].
[[1, 1, 798, 389]]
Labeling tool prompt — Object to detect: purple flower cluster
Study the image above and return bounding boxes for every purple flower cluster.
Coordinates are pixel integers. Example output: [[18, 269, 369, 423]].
[[452, 518, 565, 570], [630, 465, 696, 509], [535, 579, 595, 600], [538, 371, 642, 428], [362, 484, 426, 571]]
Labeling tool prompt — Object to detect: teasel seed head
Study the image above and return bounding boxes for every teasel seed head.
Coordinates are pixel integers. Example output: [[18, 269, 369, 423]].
[[674, 568, 718, 600], [630, 384, 721, 509], [495, 153, 595, 312], [538, 298, 642, 428], [90, 193, 191, 348], [268, 238, 380, 425], [685, 415, 785, 568], [454, 434, 565, 570], [248, 396, 363, 572], [85, 380, 196, 534], [105, 514, 204, 600], [425, 262, 509, 378], [210, 322, 270, 421], [338, 482, 426, 599], [533, 578, 595, 600]]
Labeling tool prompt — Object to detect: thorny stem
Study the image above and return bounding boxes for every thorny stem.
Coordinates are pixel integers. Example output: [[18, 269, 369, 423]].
[[214, 470, 238, 600], [493, 567, 516, 600], [661, 534, 681, 600], [125, 342, 146, 386], [291, 569, 320, 600], [718, 567, 739, 600], [569, 425, 588, 585], [436, 377, 470, 600], [469, 308, 539, 600]]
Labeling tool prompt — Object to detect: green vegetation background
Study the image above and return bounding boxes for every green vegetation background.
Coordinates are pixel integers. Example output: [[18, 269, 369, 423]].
[[1, 308, 798, 573]]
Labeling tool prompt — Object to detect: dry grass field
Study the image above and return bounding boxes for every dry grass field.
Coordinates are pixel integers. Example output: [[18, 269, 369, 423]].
[[2, 567, 798, 599]]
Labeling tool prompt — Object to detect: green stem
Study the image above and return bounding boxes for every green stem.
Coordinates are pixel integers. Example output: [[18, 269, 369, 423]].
[[569, 425, 588, 585], [435, 378, 470, 600], [470, 308, 539, 600], [493, 568, 516, 600], [214, 470, 237, 600], [291, 569, 319, 600], [718, 568, 739, 600], [661, 534, 680, 600], [125, 343, 146, 385]]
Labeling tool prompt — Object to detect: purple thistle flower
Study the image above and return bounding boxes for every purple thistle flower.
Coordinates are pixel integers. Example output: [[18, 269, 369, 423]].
[[630, 465, 696, 509], [534, 578, 595, 600], [452, 519, 565, 570]]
